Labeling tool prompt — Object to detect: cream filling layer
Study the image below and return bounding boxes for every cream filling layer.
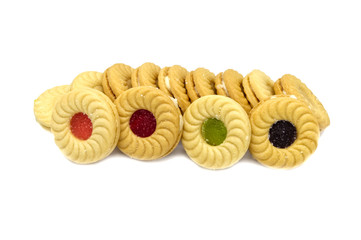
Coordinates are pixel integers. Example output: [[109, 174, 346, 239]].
[[221, 78, 229, 96]]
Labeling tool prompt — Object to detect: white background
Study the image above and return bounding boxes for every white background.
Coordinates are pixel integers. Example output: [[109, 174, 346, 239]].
[[1, 0, 360, 239]]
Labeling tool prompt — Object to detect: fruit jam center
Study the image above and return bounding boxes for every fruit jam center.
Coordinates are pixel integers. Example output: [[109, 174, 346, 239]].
[[269, 120, 297, 148], [129, 109, 157, 138], [70, 112, 93, 140], [201, 118, 227, 146]]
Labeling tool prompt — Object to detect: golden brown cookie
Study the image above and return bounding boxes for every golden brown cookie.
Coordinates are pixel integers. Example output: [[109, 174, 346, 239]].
[[158, 65, 190, 113], [71, 71, 103, 92], [34, 85, 71, 129], [114, 86, 183, 160], [131, 62, 161, 88], [243, 70, 274, 108], [274, 74, 330, 131], [249, 95, 320, 169], [182, 95, 251, 169], [51, 88, 120, 164], [185, 68, 216, 102], [102, 63, 133, 101], [215, 69, 252, 114]]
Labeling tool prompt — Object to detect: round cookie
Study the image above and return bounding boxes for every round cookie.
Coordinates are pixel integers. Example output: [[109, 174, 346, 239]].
[[158, 65, 190, 113], [185, 68, 216, 103], [131, 62, 161, 88], [51, 88, 120, 164], [34, 85, 71, 129], [182, 95, 251, 169], [71, 71, 104, 92], [114, 86, 183, 160], [249, 95, 320, 169], [102, 63, 133, 101], [215, 69, 252, 114], [243, 70, 274, 107], [277, 74, 330, 131]]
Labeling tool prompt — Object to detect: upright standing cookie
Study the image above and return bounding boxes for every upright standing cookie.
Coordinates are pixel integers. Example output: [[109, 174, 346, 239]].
[[215, 69, 252, 114], [182, 95, 251, 169], [249, 96, 320, 169], [51, 88, 120, 164], [34, 85, 71, 129], [131, 62, 161, 88], [102, 63, 133, 101], [242, 70, 274, 108], [274, 74, 330, 130], [185, 68, 216, 102], [114, 87, 183, 160], [158, 65, 190, 113], [71, 71, 104, 92]]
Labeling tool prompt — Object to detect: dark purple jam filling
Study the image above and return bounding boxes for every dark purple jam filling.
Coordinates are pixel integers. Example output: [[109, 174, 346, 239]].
[[269, 120, 297, 148]]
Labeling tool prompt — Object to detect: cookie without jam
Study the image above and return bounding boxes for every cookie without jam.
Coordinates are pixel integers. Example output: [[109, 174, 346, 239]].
[[276, 74, 330, 131]]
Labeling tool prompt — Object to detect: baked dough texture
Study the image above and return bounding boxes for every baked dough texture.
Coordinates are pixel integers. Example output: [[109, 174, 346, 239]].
[[243, 70, 274, 107], [51, 88, 120, 164], [71, 71, 104, 92], [182, 95, 251, 169], [102, 63, 133, 101], [158, 65, 190, 113], [274, 74, 330, 131], [215, 69, 252, 114], [114, 86, 182, 160], [249, 96, 320, 169], [131, 62, 161, 88], [34, 85, 71, 128]]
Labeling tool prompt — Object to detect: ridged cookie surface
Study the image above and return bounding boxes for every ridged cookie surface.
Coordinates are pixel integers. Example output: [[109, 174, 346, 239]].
[[182, 95, 251, 169], [34, 85, 71, 128], [276, 74, 330, 131], [71, 71, 103, 92], [249, 96, 320, 169], [51, 88, 120, 164], [114, 87, 182, 160]]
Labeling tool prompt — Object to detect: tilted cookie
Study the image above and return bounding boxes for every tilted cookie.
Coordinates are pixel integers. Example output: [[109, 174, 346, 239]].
[[158, 65, 190, 113], [274, 74, 330, 130], [242, 70, 274, 108], [215, 69, 252, 114], [131, 62, 161, 88], [71, 71, 104, 92], [102, 63, 133, 101], [114, 86, 183, 160], [185, 68, 216, 102], [182, 95, 251, 169], [34, 85, 71, 129], [249, 95, 320, 169], [51, 88, 120, 164]]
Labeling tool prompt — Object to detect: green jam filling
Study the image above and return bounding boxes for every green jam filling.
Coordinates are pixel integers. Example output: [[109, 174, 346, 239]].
[[201, 118, 227, 146]]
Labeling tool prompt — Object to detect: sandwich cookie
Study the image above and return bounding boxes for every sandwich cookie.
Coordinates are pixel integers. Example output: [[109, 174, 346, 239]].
[[102, 63, 133, 101], [51, 88, 120, 164], [274, 74, 330, 130], [34, 85, 71, 129], [158, 65, 190, 113], [249, 95, 320, 169], [182, 95, 251, 169], [71, 71, 104, 92], [215, 69, 252, 114], [185, 68, 216, 102], [242, 70, 274, 108], [114, 86, 183, 160], [131, 62, 161, 88]]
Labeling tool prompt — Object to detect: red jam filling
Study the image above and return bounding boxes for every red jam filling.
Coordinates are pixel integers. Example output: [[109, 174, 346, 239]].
[[70, 113, 93, 140], [129, 109, 156, 138]]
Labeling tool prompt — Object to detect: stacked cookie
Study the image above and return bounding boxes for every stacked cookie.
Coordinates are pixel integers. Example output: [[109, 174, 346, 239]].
[[34, 62, 330, 169]]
